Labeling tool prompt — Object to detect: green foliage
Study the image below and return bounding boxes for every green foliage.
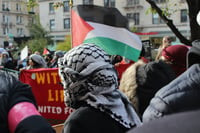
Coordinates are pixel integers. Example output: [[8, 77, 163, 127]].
[[130, 26, 138, 32], [28, 16, 49, 38], [16, 15, 52, 55], [145, 0, 184, 18], [53, 2, 64, 10], [145, 7, 157, 15], [27, 38, 48, 54], [53, 0, 73, 10], [56, 35, 72, 52], [29, 24, 48, 38], [17, 38, 47, 54], [27, 0, 38, 12]]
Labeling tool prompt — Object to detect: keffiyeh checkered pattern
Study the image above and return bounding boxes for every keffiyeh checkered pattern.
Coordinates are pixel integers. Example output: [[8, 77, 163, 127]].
[[58, 43, 141, 128]]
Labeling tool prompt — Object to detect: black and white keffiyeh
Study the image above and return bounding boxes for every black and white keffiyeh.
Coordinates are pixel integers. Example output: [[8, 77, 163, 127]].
[[58, 43, 141, 128]]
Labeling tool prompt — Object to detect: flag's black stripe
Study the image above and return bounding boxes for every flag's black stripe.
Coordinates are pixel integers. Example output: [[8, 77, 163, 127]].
[[72, 5, 128, 28]]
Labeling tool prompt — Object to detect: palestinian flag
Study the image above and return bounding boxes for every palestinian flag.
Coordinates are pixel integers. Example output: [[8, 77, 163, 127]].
[[43, 48, 50, 55], [71, 5, 142, 61]]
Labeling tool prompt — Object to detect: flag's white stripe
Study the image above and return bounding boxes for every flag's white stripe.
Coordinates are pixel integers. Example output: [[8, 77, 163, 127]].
[[85, 22, 142, 50], [84, 37, 141, 61]]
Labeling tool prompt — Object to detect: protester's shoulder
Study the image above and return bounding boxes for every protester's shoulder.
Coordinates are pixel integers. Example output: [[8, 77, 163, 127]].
[[0, 70, 31, 94], [67, 105, 118, 125], [130, 109, 200, 133], [152, 60, 171, 68], [159, 63, 200, 93], [137, 60, 175, 78], [0, 70, 17, 83], [65, 106, 99, 130], [148, 64, 200, 106], [188, 63, 200, 74]]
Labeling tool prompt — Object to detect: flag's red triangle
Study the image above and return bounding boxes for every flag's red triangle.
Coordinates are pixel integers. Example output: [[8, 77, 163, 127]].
[[71, 9, 94, 47], [43, 48, 50, 55]]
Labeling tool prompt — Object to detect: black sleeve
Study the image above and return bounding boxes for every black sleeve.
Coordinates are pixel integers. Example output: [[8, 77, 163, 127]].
[[2, 72, 55, 133], [15, 115, 55, 133]]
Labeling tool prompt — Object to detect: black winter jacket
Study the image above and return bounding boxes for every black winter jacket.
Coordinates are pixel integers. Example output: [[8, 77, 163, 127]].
[[0, 71, 55, 133], [142, 64, 200, 122], [63, 106, 130, 133]]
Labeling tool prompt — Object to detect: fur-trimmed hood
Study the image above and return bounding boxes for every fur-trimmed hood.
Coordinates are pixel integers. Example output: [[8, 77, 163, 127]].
[[119, 59, 146, 114], [119, 60, 176, 116]]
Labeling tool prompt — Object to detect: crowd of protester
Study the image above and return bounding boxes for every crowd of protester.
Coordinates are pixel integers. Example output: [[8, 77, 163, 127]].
[[1, 37, 200, 133], [0, 47, 66, 72], [56, 40, 200, 133], [1, 14, 200, 132]]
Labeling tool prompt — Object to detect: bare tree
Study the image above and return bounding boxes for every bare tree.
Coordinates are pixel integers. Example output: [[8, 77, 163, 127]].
[[146, 0, 200, 46]]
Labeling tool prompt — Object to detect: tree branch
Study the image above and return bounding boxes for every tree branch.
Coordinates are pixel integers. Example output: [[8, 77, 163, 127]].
[[146, 0, 191, 45]]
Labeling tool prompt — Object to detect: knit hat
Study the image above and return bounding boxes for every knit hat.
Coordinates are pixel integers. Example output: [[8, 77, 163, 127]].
[[187, 40, 200, 68], [2, 51, 9, 57], [161, 45, 189, 76], [30, 54, 47, 68]]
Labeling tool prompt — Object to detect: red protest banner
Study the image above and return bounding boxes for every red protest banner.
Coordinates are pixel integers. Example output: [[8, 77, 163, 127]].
[[19, 68, 73, 125]]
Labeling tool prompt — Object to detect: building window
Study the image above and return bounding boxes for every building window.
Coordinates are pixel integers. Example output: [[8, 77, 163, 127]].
[[29, 7, 35, 13], [29, 17, 35, 24], [180, 0, 186, 2], [16, 3, 21, 11], [152, 0, 158, 2], [49, 3, 55, 14], [127, 13, 133, 19], [3, 27, 9, 35], [181, 9, 187, 23], [16, 16, 23, 24], [152, 0, 166, 3], [134, 0, 139, 4], [3, 15, 9, 23], [152, 13, 164, 24], [153, 13, 159, 24], [160, 0, 166, 2], [104, 0, 109, 7], [2, 3, 6, 10], [83, 0, 93, 5], [127, 13, 140, 25], [17, 28, 23, 36], [134, 13, 139, 25], [2, 2, 8, 11], [64, 18, 70, 29], [127, 0, 139, 5], [63, 1, 69, 12], [3, 28, 6, 35], [3, 15, 6, 22], [104, 0, 115, 7], [50, 19, 55, 30]]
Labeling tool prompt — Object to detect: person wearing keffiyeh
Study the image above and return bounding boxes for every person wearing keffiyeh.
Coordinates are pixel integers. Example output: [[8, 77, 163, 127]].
[[58, 43, 141, 133]]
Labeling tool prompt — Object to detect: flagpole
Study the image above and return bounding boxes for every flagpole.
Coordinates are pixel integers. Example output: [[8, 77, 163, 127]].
[[69, 0, 73, 7], [69, 0, 73, 49]]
